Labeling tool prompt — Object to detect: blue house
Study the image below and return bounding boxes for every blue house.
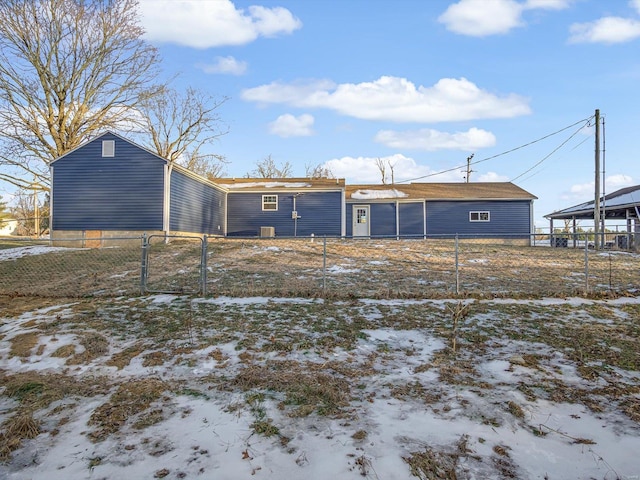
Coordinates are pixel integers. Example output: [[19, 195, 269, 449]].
[[50, 132, 344, 242], [346, 183, 536, 241], [50, 132, 536, 243], [51, 132, 226, 243]]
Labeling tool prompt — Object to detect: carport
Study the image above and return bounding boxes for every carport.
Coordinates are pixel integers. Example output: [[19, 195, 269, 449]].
[[545, 185, 640, 250]]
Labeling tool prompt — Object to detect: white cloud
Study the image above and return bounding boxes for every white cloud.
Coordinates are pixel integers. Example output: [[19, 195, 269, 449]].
[[563, 175, 634, 201], [197, 56, 248, 75], [138, 0, 302, 48], [374, 127, 496, 151], [324, 154, 436, 184], [323, 154, 469, 184], [523, 0, 572, 10], [268, 113, 314, 137], [569, 16, 640, 44], [476, 171, 510, 182], [634, 0, 640, 14], [241, 76, 530, 123], [438, 0, 572, 37], [438, 0, 523, 36]]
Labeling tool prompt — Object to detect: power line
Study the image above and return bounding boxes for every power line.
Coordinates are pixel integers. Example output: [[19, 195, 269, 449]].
[[398, 115, 594, 184], [509, 117, 592, 182]]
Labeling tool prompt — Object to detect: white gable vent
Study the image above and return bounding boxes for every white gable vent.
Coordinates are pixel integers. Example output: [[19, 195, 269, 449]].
[[102, 140, 115, 157]]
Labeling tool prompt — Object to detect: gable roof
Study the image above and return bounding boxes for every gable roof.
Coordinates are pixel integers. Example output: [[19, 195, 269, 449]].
[[50, 131, 169, 166], [545, 185, 640, 220], [346, 182, 537, 201]]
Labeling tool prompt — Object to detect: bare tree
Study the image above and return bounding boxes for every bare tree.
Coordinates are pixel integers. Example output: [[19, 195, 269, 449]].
[[137, 86, 230, 178], [10, 189, 49, 235], [248, 155, 293, 178], [375, 157, 387, 185], [304, 162, 334, 179], [388, 158, 397, 184], [0, 0, 162, 191], [0, 196, 11, 226]]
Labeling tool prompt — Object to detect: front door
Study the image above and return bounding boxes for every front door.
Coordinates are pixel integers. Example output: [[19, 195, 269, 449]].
[[353, 206, 370, 237]]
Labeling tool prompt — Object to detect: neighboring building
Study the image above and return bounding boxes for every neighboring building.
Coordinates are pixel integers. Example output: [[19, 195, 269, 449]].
[[346, 183, 537, 242], [545, 185, 640, 249], [0, 219, 18, 236], [50, 132, 537, 244]]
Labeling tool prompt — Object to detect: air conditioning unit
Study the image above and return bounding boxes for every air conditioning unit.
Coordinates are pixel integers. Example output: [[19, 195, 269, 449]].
[[260, 226, 275, 238]]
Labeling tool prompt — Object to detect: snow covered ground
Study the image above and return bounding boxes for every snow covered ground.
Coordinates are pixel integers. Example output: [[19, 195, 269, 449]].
[[1, 293, 640, 480]]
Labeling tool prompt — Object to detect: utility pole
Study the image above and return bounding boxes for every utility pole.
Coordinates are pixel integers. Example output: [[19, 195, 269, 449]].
[[464, 154, 474, 183], [594, 109, 600, 249]]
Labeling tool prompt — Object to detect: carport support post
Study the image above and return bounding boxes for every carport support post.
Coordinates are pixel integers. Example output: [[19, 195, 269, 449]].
[[140, 233, 148, 295], [201, 235, 208, 296], [584, 239, 589, 294]]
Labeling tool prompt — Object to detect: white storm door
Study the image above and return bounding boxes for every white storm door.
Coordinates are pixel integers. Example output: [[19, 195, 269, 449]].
[[353, 205, 370, 237]]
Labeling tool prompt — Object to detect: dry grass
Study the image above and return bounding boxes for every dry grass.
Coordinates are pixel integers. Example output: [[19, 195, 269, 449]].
[[106, 342, 147, 369], [1, 371, 111, 410], [9, 332, 40, 357], [229, 361, 351, 417], [403, 448, 459, 480], [87, 378, 169, 442], [66, 332, 109, 364], [0, 412, 40, 461]]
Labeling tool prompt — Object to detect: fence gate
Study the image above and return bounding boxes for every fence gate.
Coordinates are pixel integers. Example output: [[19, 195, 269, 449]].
[[142, 235, 206, 294]]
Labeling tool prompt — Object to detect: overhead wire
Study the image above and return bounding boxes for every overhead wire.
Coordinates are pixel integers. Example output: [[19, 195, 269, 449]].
[[397, 115, 595, 184], [509, 117, 592, 182]]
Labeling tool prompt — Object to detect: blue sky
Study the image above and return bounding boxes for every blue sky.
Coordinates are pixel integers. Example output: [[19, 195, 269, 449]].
[[137, 0, 640, 227], [6, 0, 640, 228]]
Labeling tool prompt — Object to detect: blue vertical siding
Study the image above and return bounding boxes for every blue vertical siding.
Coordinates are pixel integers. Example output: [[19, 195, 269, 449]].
[[170, 171, 226, 235], [346, 203, 397, 237], [399, 202, 424, 236], [426, 200, 532, 236], [227, 191, 342, 236], [52, 133, 165, 230], [370, 203, 396, 236]]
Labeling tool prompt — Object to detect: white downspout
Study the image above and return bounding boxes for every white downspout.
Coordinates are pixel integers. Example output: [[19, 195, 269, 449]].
[[395, 200, 400, 239], [163, 163, 172, 237]]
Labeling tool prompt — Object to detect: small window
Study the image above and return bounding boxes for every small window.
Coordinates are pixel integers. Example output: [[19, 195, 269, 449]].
[[102, 140, 115, 157], [469, 211, 490, 222], [262, 195, 278, 211]]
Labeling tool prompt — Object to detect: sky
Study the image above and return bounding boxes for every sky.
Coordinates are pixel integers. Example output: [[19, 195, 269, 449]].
[[132, 0, 640, 228], [3, 0, 640, 228]]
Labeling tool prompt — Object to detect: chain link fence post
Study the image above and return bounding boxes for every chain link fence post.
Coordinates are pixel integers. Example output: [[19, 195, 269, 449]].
[[323, 235, 327, 293], [201, 235, 208, 296], [140, 233, 148, 295], [455, 234, 460, 295]]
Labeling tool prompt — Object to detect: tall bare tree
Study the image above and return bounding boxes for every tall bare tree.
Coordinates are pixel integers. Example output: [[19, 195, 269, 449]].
[[304, 162, 334, 179], [248, 155, 293, 178], [136, 86, 229, 178], [0, 0, 162, 191], [375, 157, 387, 185]]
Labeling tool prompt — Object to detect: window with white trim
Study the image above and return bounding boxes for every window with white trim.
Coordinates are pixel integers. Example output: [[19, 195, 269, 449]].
[[102, 140, 115, 157], [262, 195, 278, 211], [469, 211, 490, 222]]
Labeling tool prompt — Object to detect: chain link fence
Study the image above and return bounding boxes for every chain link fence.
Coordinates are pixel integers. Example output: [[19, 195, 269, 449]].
[[1, 234, 638, 299]]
